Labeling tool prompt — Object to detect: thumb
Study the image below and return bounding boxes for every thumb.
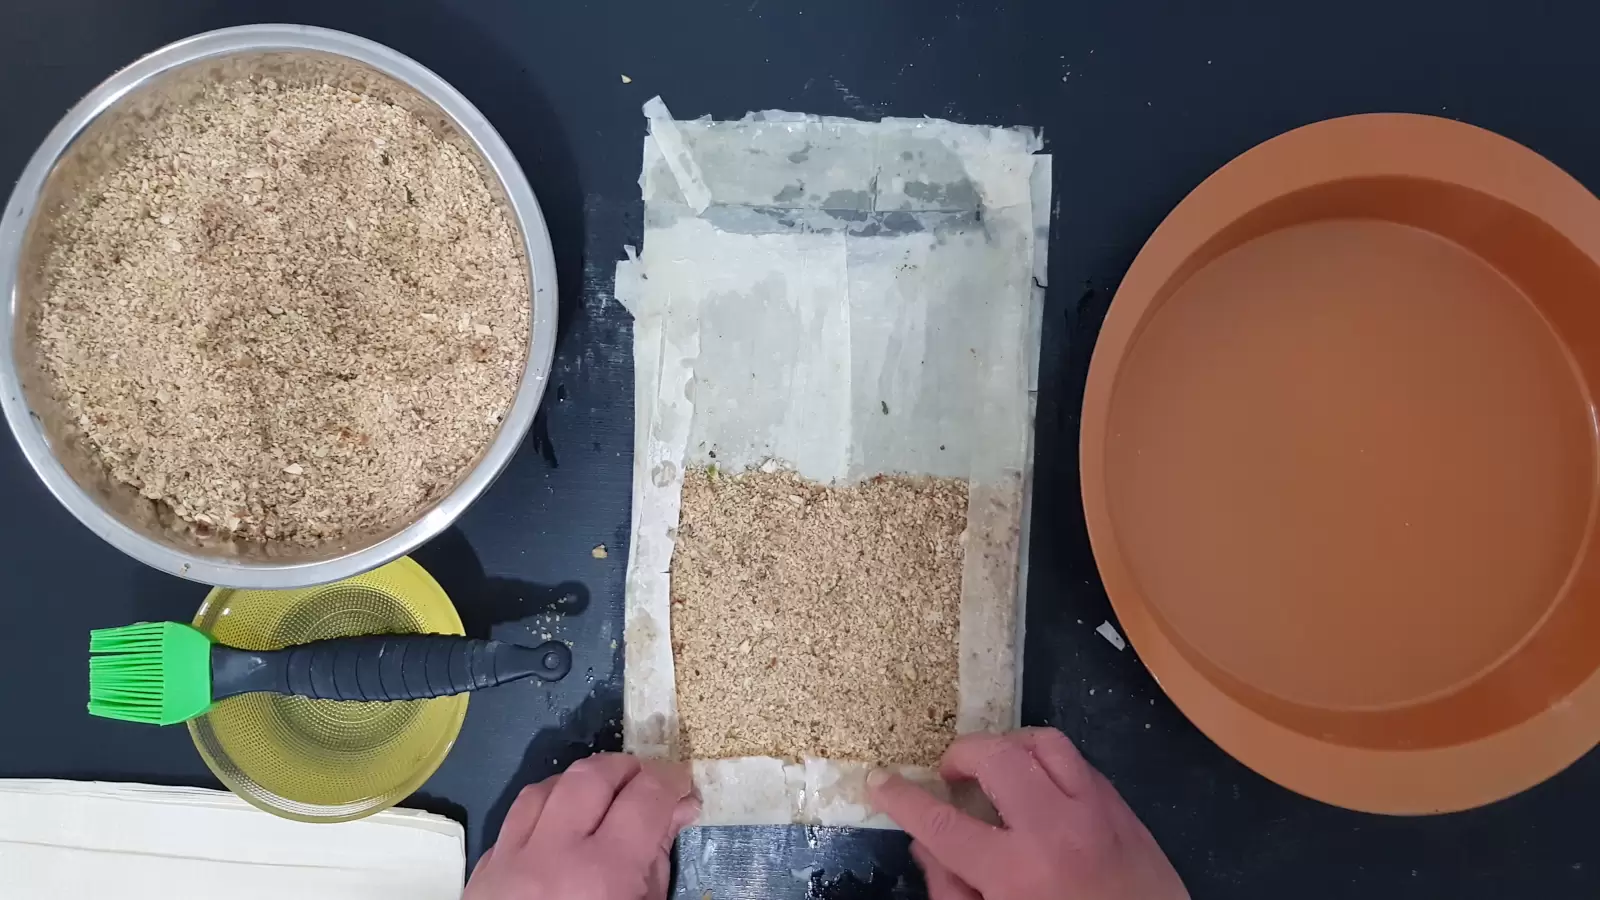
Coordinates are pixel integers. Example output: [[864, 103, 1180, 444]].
[[661, 796, 702, 854]]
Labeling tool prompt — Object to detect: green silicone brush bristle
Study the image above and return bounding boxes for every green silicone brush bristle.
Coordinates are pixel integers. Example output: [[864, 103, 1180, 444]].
[[88, 622, 213, 725]]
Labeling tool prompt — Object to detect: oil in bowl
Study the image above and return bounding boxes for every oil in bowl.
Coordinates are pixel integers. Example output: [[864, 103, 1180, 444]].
[[187, 556, 467, 822]]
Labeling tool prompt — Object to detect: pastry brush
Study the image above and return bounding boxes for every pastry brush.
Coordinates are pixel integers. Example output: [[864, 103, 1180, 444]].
[[88, 621, 572, 725]]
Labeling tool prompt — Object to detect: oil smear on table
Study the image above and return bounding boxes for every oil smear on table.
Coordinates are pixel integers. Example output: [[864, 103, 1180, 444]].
[[616, 96, 1049, 830]]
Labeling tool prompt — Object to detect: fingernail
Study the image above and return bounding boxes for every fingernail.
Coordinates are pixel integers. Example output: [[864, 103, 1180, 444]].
[[671, 798, 702, 829], [866, 768, 890, 789]]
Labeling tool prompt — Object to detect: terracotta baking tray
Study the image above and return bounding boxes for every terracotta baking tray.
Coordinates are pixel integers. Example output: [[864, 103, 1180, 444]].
[[1081, 113, 1600, 813]]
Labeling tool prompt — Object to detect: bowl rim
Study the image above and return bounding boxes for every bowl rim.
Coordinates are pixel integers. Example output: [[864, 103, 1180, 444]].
[[186, 556, 470, 822], [0, 24, 558, 588], [1080, 112, 1600, 814]]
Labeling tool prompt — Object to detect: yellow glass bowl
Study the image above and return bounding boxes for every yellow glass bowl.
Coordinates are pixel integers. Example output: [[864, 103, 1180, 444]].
[[186, 557, 467, 822]]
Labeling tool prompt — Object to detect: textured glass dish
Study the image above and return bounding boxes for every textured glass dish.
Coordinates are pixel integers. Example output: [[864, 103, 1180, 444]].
[[188, 556, 467, 823]]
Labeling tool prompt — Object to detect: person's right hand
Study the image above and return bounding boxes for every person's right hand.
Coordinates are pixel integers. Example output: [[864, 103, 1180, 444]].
[[868, 727, 1188, 900]]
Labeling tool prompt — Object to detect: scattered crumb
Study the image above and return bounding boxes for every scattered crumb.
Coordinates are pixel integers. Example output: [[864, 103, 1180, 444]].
[[1096, 621, 1127, 650], [671, 468, 967, 766], [36, 79, 529, 545], [592, 544, 609, 559], [621, 74, 633, 84]]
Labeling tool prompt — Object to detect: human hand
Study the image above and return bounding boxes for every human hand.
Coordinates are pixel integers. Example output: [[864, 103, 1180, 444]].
[[464, 753, 699, 900], [868, 728, 1187, 900]]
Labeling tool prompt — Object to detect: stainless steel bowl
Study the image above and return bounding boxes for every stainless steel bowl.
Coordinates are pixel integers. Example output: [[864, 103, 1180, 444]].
[[0, 25, 558, 588]]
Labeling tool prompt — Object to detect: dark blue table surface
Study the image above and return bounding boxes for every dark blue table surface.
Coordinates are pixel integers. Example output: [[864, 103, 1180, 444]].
[[2, 2, 1596, 897]]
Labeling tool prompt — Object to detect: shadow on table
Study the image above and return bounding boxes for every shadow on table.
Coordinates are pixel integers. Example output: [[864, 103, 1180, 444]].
[[412, 526, 590, 639], [412, 523, 621, 853], [123, 564, 212, 627], [475, 681, 624, 851], [406, 790, 470, 835], [115, 525, 588, 641]]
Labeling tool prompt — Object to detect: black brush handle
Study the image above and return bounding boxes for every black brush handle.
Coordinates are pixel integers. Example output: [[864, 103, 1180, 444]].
[[210, 635, 572, 702]]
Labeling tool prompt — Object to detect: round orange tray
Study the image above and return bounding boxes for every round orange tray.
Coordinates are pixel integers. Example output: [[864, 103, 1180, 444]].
[[1082, 113, 1600, 813]]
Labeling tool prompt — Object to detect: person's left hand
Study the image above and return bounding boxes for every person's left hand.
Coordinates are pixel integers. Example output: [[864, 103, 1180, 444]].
[[463, 753, 700, 900]]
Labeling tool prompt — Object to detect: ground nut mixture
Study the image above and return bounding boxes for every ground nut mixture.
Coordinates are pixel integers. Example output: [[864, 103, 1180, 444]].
[[671, 469, 967, 766], [37, 79, 529, 544]]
